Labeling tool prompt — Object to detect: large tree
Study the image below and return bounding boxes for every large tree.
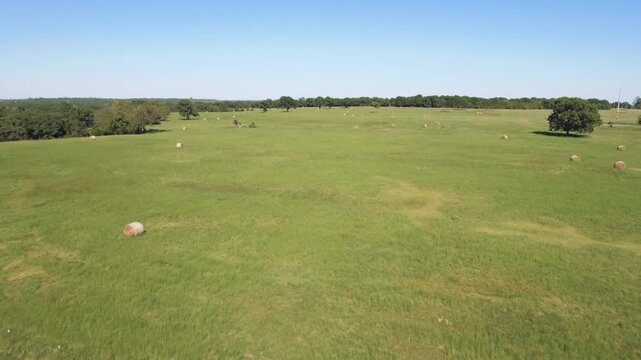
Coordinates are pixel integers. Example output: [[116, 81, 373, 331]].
[[547, 97, 602, 135], [94, 101, 168, 135], [177, 99, 199, 119], [633, 96, 641, 110], [278, 96, 296, 112]]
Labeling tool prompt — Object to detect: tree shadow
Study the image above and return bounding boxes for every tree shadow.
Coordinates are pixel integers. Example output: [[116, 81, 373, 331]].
[[146, 129, 169, 134], [531, 131, 589, 138]]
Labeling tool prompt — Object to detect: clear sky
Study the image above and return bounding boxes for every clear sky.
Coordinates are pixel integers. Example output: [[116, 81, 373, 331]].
[[1, 0, 639, 101]]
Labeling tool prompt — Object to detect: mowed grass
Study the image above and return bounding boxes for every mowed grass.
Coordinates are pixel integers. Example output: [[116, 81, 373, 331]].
[[1, 107, 640, 359]]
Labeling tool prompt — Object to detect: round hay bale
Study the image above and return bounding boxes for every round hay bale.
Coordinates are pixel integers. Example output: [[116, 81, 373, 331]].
[[217, 117, 220, 120], [176, 142, 183, 149], [123, 222, 144, 237], [617, 145, 626, 151], [569, 154, 581, 162], [391, 123, 396, 128], [353, 125, 358, 129], [501, 135, 508, 140], [90, 135, 96, 140], [182, 126, 187, 130], [423, 123, 427, 128], [614, 161, 625, 169]]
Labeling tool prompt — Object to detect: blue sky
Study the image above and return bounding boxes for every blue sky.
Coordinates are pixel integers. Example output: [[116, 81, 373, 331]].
[[0, 0, 639, 101]]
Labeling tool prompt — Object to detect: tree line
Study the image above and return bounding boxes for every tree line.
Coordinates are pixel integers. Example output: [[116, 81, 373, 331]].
[[267, 95, 616, 110], [0, 100, 169, 141], [1, 95, 638, 142], [3, 94, 632, 114]]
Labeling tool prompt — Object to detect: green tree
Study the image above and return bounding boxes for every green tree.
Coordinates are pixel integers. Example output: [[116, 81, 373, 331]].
[[371, 100, 381, 109], [547, 97, 602, 135], [94, 101, 166, 135], [633, 96, 641, 110], [278, 96, 296, 112], [259, 100, 270, 112], [177, 99, 199, 119]]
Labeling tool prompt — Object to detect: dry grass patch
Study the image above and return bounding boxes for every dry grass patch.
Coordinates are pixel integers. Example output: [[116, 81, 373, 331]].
[[149, 216, 219, 231], [26, 242, 76, 261], [476, 221, 592, 248], [380, 179, 456, 223], [476, 221, 641, 255], [408, 274, 589, 317], [7, 267, 46, 282], [3, 259, 46, 282]]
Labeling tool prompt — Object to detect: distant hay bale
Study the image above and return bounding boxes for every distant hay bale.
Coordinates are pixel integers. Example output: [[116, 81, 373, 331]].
[[569, 154, 581, 162], [343, 113, 346, 116], [436, 121, 440, 125], [423, 124, 427, 128], [501, 135, 508, 140], [614, 161, 625, 169], [353, 125, 358, 129], [217, 117, 220, 120], [176, 142, 183, 149], [617, 145, 626, 151], [123, 222, 144, 237], [391, 123, 396, 127], [90, 135, 96, 140], [182, 126, 187, 130]]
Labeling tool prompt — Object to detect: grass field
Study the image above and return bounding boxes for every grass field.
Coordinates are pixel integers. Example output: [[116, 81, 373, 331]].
[[1, 107, 640, 359]]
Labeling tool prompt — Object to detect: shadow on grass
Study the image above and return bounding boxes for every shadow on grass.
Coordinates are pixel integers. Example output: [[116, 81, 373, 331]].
[[531, 131, 589, 138], [146, 129, 169, 134]]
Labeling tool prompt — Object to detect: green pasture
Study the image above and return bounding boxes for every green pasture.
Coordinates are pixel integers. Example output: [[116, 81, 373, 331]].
[[1, 107, 640, 359]]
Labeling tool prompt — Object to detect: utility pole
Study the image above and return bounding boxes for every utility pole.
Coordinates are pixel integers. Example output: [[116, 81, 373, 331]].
[[617, 88, 621, 113]]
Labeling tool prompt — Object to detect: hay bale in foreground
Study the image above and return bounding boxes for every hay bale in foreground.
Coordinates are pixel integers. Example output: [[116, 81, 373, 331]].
[[501, 135, 509, 140], [614, 161, 625, 169], [123, 222, 144, 237], [176, 142, 183, 149], [617, 145, 626, 151], [569, 155, 581, 162]]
